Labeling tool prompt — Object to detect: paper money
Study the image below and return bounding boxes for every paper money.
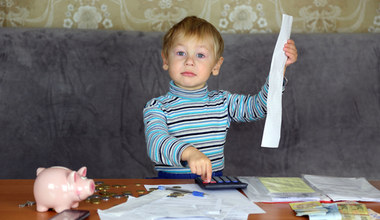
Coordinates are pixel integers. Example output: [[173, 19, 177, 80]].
[[368, 209, 380, 219], [290, 201, 328, 216], [338, 203, 368, 215]]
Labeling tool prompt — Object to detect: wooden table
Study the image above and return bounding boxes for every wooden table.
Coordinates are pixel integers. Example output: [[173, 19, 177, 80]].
[[1, 179, 380, 220]]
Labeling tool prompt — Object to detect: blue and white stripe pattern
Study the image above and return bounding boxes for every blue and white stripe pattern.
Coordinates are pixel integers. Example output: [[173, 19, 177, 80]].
[[143, 79, 269, 174]]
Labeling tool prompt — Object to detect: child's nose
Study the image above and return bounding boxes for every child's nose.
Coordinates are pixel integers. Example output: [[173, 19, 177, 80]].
[[185, 56, 194, 66]]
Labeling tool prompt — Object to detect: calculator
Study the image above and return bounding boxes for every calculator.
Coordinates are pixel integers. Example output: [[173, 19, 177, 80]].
[[195, 176, 248, 190]]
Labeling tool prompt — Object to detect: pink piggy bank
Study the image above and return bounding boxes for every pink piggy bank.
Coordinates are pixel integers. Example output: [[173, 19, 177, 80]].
[[33, 166, 95, 213]]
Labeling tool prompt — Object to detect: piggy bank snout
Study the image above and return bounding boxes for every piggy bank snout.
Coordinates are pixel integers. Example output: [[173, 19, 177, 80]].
[[77, 178, 95, 198], [88, 179, 95, 194]]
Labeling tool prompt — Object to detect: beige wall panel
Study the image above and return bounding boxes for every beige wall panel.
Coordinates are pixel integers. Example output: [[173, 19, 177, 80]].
[[0, 0, 379, 33]]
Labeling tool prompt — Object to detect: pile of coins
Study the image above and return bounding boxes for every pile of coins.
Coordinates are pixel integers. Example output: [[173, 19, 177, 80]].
[[85, 181, 147, 205], [85, 182, 188, 204], [166, 186, 186, 198], [167, 192, 186, 197]]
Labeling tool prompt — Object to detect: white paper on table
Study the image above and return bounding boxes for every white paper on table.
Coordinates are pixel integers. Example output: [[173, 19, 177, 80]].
[[97, 183, 265, 220], [303, 174, 380, 202], [261, 14, 293, 148]]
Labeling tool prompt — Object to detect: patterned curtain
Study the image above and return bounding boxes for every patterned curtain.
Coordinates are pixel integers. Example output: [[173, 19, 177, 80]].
[[0, 0, 379, 33]]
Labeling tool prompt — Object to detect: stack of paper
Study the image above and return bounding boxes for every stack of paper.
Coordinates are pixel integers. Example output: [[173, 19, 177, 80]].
[[98, 184, 265, 220], [303, 175, 380, 202]]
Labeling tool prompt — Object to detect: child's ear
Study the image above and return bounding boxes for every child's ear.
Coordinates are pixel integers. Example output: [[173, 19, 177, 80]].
[[161, 51, 169, 71], [212, 57, 224, 76]]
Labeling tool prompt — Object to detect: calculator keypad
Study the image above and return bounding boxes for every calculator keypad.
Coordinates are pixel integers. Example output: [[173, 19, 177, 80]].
[[195, 176, 248, 190]]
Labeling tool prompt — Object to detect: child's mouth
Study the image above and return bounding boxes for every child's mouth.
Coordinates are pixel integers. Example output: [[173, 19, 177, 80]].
[[181, 72, 196, 77]]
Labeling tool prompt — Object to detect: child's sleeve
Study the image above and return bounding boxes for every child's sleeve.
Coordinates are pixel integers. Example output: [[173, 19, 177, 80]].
[[143, 100, 192, 167], [228, 77, 278, 122]]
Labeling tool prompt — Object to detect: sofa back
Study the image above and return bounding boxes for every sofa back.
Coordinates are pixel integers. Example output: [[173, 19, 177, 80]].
[[0, 28, 379, 179]]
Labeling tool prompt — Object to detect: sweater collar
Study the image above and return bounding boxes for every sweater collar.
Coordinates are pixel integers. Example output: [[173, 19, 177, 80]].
[[169, 81, 208, 99]]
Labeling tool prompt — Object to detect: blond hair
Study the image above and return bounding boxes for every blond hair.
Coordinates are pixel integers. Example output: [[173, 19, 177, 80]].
[[162, 16, 224, 61]]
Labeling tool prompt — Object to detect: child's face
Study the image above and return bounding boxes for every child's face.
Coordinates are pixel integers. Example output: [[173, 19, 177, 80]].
[[162, 35, 223, 90]]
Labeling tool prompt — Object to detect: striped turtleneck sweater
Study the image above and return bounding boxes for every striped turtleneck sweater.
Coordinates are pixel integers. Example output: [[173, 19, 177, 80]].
[[143, 79, 269, 174]]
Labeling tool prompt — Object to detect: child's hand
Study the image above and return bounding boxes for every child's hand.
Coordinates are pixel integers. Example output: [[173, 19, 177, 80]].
[[181, 146, 212, 182], [284, 39, 298, 67]]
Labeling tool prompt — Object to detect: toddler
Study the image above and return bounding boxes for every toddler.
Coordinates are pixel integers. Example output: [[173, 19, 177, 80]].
[[143, 16, 297, 182]]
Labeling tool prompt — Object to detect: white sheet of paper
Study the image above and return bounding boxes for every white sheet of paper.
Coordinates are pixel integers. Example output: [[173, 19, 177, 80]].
[[261, 14, 293, 148], [97, 183, 265, 220], [303, 174, 380, 202]]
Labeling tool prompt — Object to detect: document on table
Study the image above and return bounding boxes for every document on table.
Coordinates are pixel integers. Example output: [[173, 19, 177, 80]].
[[239, 176, 325, 203], [303, 174, 380, 202], [258, 177, 315, 193], [261, 14, 293, 148], [97, 183, 265, 220]]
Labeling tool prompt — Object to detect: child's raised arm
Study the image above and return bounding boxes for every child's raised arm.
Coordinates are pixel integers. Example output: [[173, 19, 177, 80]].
[[284, 39, 298, 69]]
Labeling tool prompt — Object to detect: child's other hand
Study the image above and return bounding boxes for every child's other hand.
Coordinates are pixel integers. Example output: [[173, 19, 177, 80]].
[[284, 39, 298, 67], [181, 146, 212, 182]]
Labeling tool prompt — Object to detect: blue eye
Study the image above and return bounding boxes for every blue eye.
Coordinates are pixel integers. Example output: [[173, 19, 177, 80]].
[[176, 51, 186, 56], [196, 53, 205, 58]]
